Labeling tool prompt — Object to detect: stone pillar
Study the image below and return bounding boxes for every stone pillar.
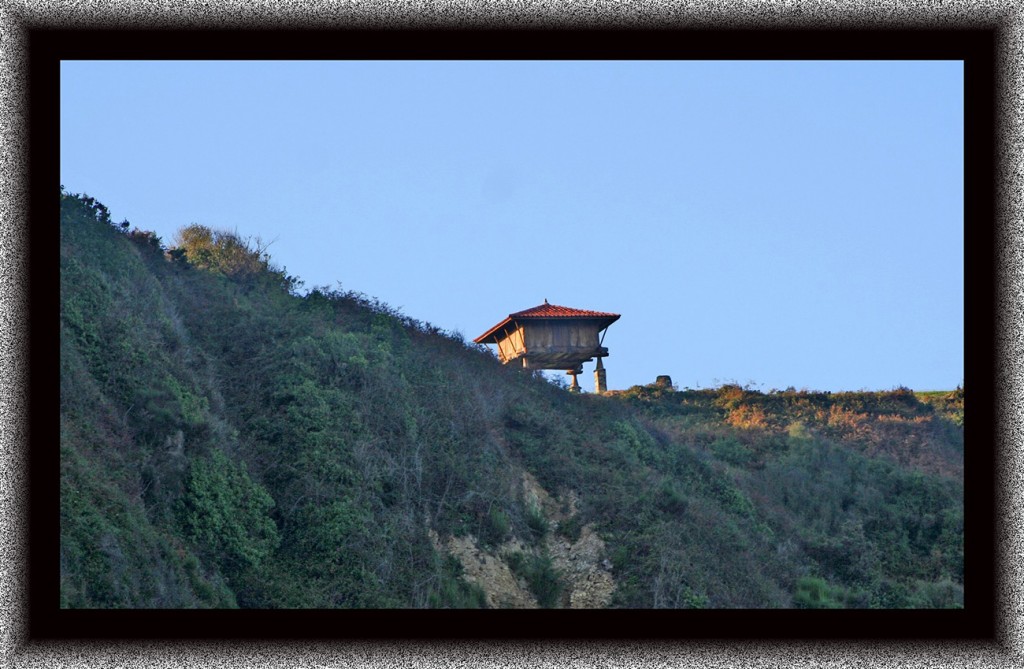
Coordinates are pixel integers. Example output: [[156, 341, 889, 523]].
[[568, 370, 580, 393], [594, 357, 607, 394]]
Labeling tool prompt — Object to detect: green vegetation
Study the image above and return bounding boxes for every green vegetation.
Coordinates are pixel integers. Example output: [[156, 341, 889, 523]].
[[59, 189, 964, 609], [506, 551, 565, 608]]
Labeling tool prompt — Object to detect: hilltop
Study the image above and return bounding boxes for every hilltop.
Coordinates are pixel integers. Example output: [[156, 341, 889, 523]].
[[59, 190, 963, 609]]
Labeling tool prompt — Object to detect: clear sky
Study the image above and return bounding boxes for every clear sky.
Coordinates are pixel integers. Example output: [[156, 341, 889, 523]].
[[60, 60, 963, 393]]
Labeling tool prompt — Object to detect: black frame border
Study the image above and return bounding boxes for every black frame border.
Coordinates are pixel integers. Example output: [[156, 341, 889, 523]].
[[29, 26, 998, 643]]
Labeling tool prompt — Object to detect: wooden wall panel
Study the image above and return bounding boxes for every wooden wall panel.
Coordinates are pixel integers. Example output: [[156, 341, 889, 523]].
[[523, 322, 600, 353], [497, 325, 526, 362]]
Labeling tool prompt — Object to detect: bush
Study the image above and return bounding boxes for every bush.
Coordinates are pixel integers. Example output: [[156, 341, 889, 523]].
[[506, 551, 565, 608], [710, 436, 753, 466], [557, 514, 583, 543], [428, 556, 489, 609], [525, 504, 549, 539], [178, 450, 279, 578], [172, 223, 299, 292], [480, 506, 511, 547], [794, 576, 844, 609]]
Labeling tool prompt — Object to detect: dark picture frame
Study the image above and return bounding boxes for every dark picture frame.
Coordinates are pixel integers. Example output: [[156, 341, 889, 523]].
[[16, 22, 1002, 657]]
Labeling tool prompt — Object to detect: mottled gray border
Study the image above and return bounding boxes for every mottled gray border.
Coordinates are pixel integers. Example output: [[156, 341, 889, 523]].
[[3, 1, 1020, 667]]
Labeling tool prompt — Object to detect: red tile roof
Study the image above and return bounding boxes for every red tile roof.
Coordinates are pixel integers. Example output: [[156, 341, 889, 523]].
[[509, 302, 620, 319], [474, 301, 620, 344]]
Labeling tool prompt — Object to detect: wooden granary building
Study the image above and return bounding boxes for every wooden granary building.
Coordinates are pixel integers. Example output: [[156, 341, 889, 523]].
[[474, 300, 620, 393]]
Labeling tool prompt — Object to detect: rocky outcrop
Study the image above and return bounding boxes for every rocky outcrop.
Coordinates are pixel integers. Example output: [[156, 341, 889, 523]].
[[430, 531, 538, 608], [547, 522, 615, 608], [430, 471, 615, 608]]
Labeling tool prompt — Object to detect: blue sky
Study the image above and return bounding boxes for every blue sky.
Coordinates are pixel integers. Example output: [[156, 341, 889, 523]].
[[60, 60, 963, 392]]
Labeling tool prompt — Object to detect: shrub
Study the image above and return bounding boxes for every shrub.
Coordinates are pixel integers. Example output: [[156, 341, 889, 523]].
[[794, 576, 844, 609], [557, 514, 583, 543], [428, 555, 488, 609], [178, 450, 279, 578], [506, 551, 565, 608], [480, 506, 511, 547], [525, 504, 549, 539], [710, 436, 753, 466], [172, 223, 299, 292]]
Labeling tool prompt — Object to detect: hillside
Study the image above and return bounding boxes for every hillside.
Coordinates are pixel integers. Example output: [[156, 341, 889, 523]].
[[59, 190, 964, 609]]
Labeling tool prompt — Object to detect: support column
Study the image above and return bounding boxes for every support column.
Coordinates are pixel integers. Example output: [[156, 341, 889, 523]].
[[594, 356, 607, 394], [567, 367, 582, 393]]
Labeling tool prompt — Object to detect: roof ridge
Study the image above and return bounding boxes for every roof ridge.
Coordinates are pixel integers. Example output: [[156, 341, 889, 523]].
[[509, 302, 620, 318]]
